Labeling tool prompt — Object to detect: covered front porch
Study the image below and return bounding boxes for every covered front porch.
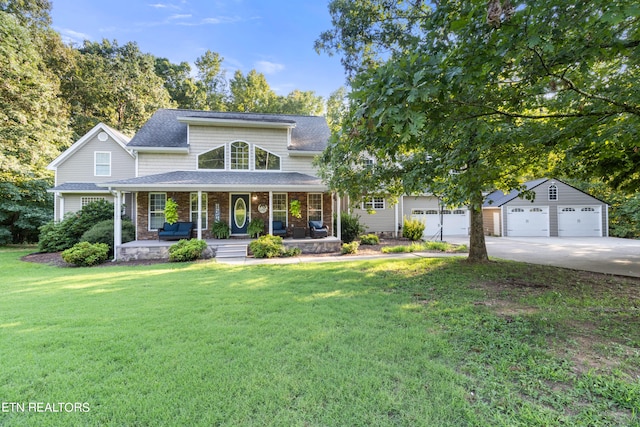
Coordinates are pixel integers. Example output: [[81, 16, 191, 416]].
[[117, 236, 342, 261]]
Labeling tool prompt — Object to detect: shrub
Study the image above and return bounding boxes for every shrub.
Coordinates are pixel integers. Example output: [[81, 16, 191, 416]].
[[39, 200, 114, 252], [168, 239, 207, 262], [0, 227, 13, 246], [283, 247, 302, 257], [341, 241, 359, 254], [164, 198, 179, 224], [80, 219, 135, 254], [61, 242, 110, 266], [248, 218, 265, 238], [402, 217, 425, 241], [211, 220, 230, 239], [359, 233, 379, 245], [249, 235, 285, 258], [336, 212, 365, 243]]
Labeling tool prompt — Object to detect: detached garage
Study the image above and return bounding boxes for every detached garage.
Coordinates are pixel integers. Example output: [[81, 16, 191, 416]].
[[483, 178, 608, 237]]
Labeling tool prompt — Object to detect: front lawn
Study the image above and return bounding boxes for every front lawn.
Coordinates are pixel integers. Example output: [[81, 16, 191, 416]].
[[1, 248, 639, 426]]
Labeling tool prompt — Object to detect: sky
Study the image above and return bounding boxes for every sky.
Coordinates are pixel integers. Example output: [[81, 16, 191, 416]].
[[50, 0, 347, 99]]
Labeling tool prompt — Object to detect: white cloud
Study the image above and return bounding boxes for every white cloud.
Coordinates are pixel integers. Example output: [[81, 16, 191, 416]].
[[255, 60, 285, 75], [148, 3, 180, 9], [168, 14, 192, 20], [57, 28, 91, 45]]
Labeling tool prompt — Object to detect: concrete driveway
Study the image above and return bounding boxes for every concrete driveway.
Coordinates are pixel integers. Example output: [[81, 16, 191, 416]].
[[445, 236, 640, 278]]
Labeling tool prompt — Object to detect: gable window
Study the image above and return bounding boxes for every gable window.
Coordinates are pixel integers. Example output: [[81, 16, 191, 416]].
[[95, 152, 111, 176], [81, 197, 106, 207], [361, 197, 385, 210], [198, 146, 225, 170], [230, 141, 249, 170], [549, 184, 558, 201], [272, 193, 287, 223], [255, 146, 280, 170], [308, 193, 323, 222], [149, 193, 166, 230], [190, 193, 208, 229]]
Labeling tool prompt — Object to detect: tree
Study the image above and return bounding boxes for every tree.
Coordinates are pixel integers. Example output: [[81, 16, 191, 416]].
[[316, 0, 640, 261], [195, 50, 227, 111], [228, 69, 277, 112], [273, 89, 324, 116], [155, 57, 207, 110]]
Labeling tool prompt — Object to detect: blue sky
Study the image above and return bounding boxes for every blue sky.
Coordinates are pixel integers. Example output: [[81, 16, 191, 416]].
[[50, 0, 346, 99]]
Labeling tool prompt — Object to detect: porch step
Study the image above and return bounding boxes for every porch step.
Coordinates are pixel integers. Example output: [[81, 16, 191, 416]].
[[215, 243, 248, 259]]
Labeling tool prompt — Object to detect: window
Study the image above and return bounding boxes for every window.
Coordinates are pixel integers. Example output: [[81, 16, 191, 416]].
[[255, 147, 280, 170], [272, 193, 287, 223], [531, 208, 543, 212], [198, 146, 225, 170], [230, 141, 249, 170], [95, 152, 111, 176], [149, 193, 166, 230], [562, 207, 575, 212], [308, 193, 323, 222], [511, 208, 525, 213], [190, 193, 208, 229], [582, 207, 595, 212], [81, 197, 106, 207], [452, 209, 466, 214], [361, 197, 385, 210], [549, 184, 558, 201]]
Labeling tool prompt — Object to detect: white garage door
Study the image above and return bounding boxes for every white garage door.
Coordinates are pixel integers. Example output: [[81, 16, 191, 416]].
[[558, 206, 602, 237], [506, 206, 549, 237], [411, 208, 469, 239]]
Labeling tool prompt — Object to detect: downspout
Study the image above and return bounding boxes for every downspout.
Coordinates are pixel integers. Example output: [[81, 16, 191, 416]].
[[112, 189, 122, 262]]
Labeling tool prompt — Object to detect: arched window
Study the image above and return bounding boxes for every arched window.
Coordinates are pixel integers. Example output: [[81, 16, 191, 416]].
[[198, 146, 225, 170], [548, 184, 558, 201], [230, 141, 249, 170]]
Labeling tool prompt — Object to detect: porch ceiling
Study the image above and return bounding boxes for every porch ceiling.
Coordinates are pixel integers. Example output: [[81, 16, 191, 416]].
[[99, 170, 328, 192]]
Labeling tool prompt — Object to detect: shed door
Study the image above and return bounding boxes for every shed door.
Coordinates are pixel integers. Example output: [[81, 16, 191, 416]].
[[506, 206, 549, 237], [558, 206, 602, 237]]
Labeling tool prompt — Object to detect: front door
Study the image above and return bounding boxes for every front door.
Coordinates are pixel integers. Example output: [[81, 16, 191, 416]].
[[231, 194, 249, 234]]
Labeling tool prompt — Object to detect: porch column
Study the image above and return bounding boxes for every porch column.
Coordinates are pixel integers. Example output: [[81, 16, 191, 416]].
[[58, 195, 64, 221], [336, 193, 342, 241], [197, 190, 202, 240], [113, 190, 122, 261], [394, 200, 399, 238], [268, 191, 273, 235]]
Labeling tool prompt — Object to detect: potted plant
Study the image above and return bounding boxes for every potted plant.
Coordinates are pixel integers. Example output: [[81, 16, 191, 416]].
[[211, 220, 230, 239], [164, 198, 178, 224], [289, 199, 305, 238], [248, 218, 265, 238]]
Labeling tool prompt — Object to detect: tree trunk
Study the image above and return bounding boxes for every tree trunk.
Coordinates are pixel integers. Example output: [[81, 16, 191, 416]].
[[467, 191, 489, 262]]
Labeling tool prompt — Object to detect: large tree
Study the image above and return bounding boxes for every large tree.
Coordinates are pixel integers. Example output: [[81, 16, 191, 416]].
[[316, 0, 640, 261]]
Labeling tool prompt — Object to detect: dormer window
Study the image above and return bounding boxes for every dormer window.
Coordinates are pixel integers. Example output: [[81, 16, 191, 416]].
[[255, 147, 280, 170], [198, 146, 225, 170], [548, 184, 558, 201], [231, 141, 249, 170]]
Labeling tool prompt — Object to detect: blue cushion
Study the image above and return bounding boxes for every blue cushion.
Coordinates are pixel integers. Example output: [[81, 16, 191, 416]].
[[309, 221, 323, 229], [163, 223, 178, 232], [177, 222, 193, 232], [273, 221, 284, 230]]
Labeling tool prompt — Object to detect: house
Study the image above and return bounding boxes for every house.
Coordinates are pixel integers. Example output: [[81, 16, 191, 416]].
[[483, 178, 609, 237], [48, 109, 339, 259], [47, 123, 136, 221]]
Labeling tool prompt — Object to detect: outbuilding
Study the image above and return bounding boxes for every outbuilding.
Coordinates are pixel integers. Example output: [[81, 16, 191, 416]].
[[483, 178, 609, 237]]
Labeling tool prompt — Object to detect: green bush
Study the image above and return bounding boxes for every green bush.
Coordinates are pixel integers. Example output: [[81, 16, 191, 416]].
[[248, 218, 265, 238], [169, 239, 208, 262], [80, 219, 135, 255], [283, 247, 302, 257], [39, 200, 115, 252], [0, 227, 13, 246], [336, 212, 365, 243], [249, 235, 285, 258], [211, 220, 231, 239], [359, 233, 379, 245], [402, 217, 425, 241], [341, 241, 359, 254], [61, 242, 110, 267]]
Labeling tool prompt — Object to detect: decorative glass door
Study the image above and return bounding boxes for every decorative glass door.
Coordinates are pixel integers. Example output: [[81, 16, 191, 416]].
[[231, 194, 249, 234]]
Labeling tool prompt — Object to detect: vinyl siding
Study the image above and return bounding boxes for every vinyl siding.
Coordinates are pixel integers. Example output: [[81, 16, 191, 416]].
[[56, 193, 134, 221], [503, 180, 607, 237], [56, 133, 135, 184], [136, 125, 318, 176]]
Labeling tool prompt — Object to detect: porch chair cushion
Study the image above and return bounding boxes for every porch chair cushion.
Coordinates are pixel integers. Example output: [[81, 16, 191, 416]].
[[272, 221, 287, 236]]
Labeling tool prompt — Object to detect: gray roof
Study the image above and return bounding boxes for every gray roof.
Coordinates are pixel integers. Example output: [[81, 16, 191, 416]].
[[127, 109, 330, 152], [483, 178, 549, 207], [48, 182, 113, 193], [100, 170, 327, 191]]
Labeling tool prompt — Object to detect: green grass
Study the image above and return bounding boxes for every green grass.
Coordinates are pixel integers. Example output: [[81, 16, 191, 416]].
[[381, 240, 468, 253], [1, 247, 639, 426]]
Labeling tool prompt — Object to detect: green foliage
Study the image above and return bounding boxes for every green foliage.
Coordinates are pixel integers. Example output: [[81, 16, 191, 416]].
[[402, 217, 425, 241], [0, 228, 12, 245], [38, 199, 114, 252], [282, 247, 302, 257], [289, 199, 302, 219], [61, 241, 109, 266], [249, 235, 285, 258], [80, 219, 135, 255], [336, 211, 365, 244], [0, 179, 53, 244], [341, 241, 359, 254], [164, 198, 178, 224], [211, 220, 230, 239], [168, 239, 207, 262], [359, 233, 379, 245], [248, 218, 265, 238]]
